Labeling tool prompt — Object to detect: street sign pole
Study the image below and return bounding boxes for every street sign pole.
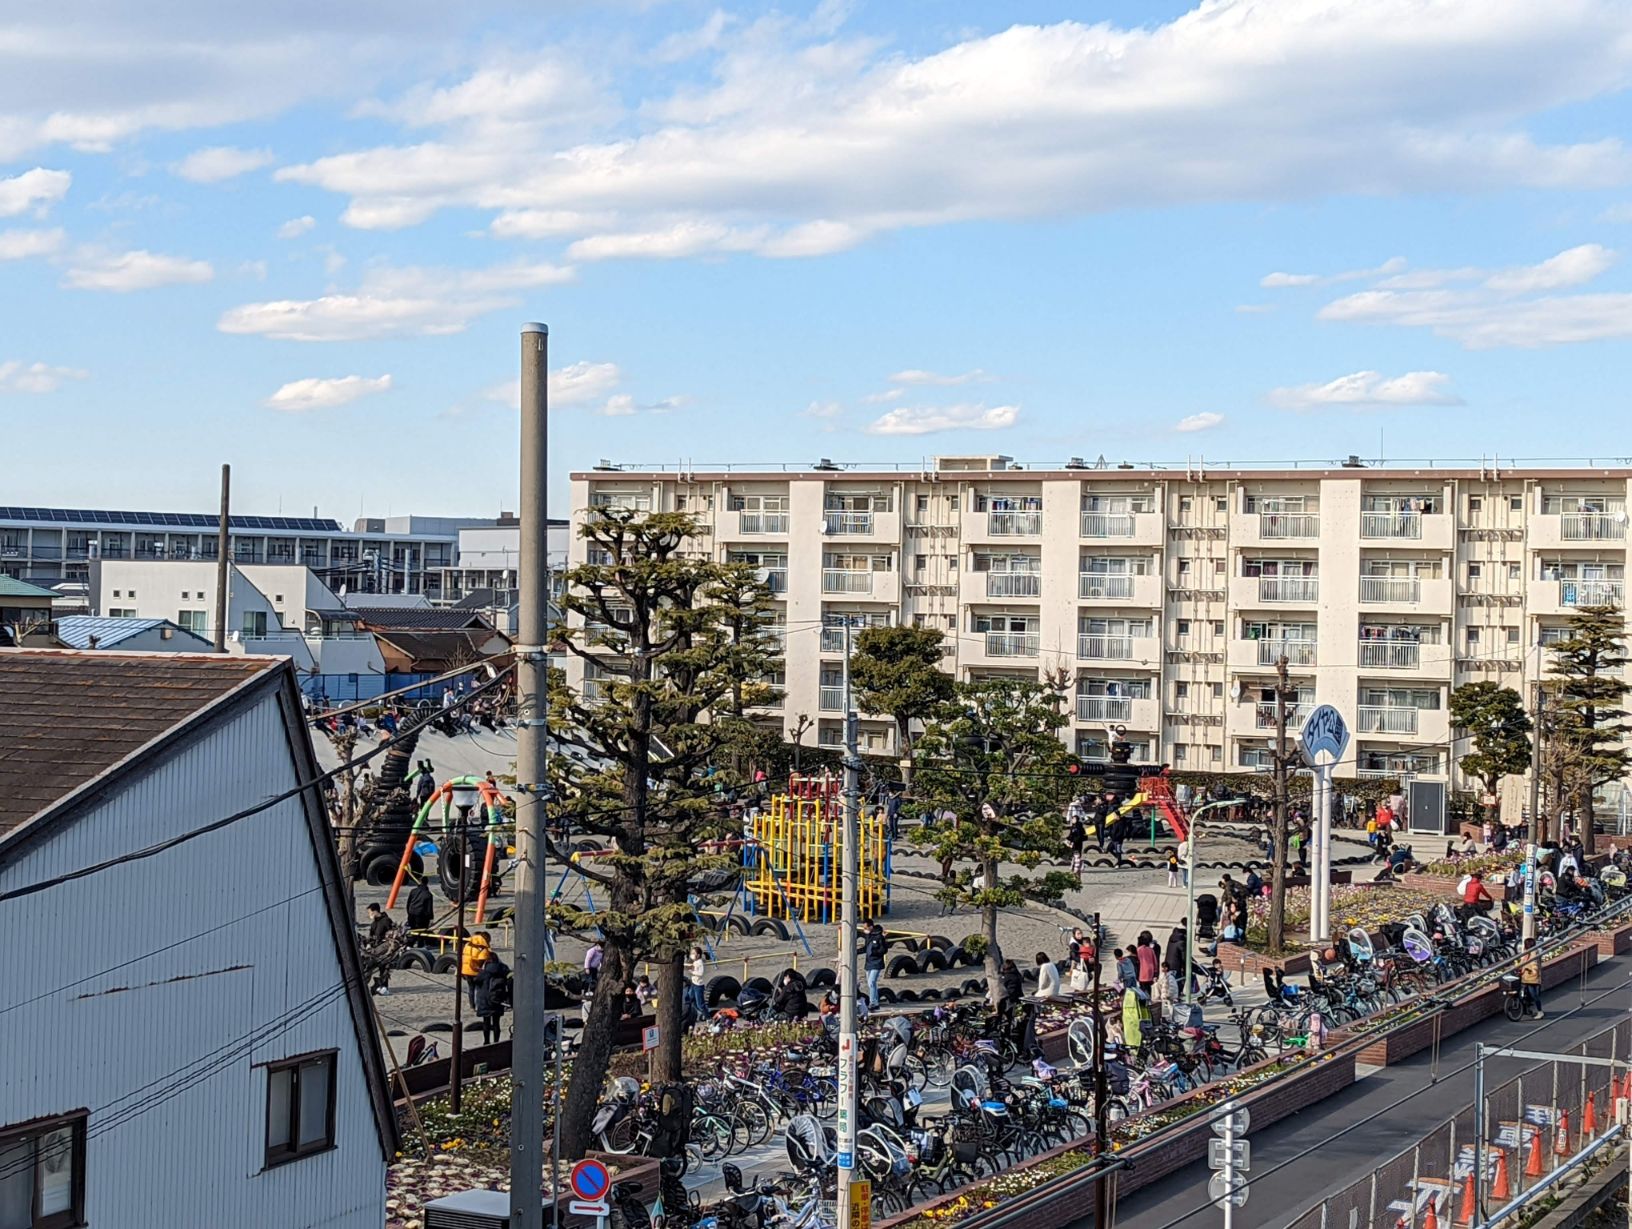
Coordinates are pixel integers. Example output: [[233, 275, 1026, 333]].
[[1209, 1102, 1250, 1225], [1298, 705, 1350, 948]]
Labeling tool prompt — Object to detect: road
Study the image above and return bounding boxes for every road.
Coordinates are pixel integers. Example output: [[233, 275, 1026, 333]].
[[1094, 956, 1632, 1229]]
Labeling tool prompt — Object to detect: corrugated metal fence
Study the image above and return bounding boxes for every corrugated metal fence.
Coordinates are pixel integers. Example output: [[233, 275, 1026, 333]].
[[1286, 1018, 1629, 1228]]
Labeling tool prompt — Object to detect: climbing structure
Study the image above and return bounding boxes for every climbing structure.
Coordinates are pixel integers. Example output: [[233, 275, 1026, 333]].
[[1137, 772, 1191, 841], [745, 773, 892, 923]]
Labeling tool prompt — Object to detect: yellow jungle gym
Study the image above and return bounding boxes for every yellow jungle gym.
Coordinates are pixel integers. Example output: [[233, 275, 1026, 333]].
[[745, 774, 892, 923]]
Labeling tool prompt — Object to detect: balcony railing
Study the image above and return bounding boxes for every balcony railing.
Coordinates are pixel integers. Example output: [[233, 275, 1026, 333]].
[[1078, 634, 1135, 660], [1561, 513, 1627, 541], [1360, 576, 1422, 604], [1077, 696, 1132, 723], [1255, 702, 1311, 729], [1079, 574, 1135, 600], [1255, 638, 1317, 666], [819, 687, 845, 711], [1257, 576, 1319, 603], [986, 571, 1041, 598], [739, 512, 790, 534], [1358, 706, 1421, 734], [822, 570, 873, 594], [1561, 579, 1624, 607], [988, 510, 1042, 536], [985, 631, 1039, 657], [1361, 511, 1422, 539], [1081, 512, 1136, 538], [759, 569, 789, 595], [825, 510, 874, 535], [1358, 640, 1422, 669], [1259, 513, 1320, 539]]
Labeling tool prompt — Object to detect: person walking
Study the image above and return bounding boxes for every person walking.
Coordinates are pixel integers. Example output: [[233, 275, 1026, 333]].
[[472, 949, 510, 1044], [1068, 814, 1087, 882], [999, 959, 1024, 1008], [365, 903, 395, 995], [1519, 941, 1544, 1018], [461, 929, 493, 1011], [684, 946, 709, 1025], [863, 921, 887, 1009], [1176, 837, 1190, 887], [583, 940, 604, 993], [1035, 952, 1063, 998], [1115, 947, 1138, 992], [1135, 932, 1159, 996], [1165, 924, 1190, 993], [405, 873, 435, 935]]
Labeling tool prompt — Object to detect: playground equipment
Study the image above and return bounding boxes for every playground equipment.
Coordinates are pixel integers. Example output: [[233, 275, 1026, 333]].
[[745, 773, 892, 924], [384, 775, 510, 922]]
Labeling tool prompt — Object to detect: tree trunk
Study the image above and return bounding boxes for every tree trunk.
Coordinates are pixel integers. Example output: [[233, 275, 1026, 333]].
[[557, 943, 628, 1158], [1579, 781, 1597, 853], [652, 952, 685, 1084], [982, 854, 1003, 1008]]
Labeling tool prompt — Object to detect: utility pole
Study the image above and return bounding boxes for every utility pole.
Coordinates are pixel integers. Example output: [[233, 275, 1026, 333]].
[[450, 828, 470, 1113], [511, 322, 549, 1229], [1091, 909, 1109, 1229], [836, 621, 862, 1229], [1529, 682, 1544, 848], [1264, 655, 1294, 957], [213, 463, 230, 652]]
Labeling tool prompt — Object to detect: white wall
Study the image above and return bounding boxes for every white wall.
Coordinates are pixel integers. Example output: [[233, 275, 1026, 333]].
[[0, 684, 386, 1228]]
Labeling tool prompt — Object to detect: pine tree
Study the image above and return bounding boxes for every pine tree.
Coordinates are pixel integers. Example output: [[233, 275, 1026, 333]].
[[1546, 604, 1629, 851], [847, 624, 955, 789], [548, 510, 780, 1155], [1449, 681, 1532, 818], [911, 676, 1077, 1005]]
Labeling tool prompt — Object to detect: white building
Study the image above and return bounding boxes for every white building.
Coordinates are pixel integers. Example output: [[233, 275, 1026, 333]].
[[568, 457, 1632, 809], [0, 650, 395, 1227]]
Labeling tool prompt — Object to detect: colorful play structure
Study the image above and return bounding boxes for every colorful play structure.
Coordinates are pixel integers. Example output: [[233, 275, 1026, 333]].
[[744, 773, 892, 923], [384, 774, 510, 923]]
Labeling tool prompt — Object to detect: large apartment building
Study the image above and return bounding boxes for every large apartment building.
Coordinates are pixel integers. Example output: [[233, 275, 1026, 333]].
[[567, 456, 1632, 802]]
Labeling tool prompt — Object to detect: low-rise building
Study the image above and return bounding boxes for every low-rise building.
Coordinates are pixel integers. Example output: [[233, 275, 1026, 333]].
[[55, 615, 215, 652]]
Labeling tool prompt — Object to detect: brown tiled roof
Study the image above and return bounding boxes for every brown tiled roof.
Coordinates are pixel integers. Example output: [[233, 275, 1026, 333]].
[[0, 650, 277, 839]]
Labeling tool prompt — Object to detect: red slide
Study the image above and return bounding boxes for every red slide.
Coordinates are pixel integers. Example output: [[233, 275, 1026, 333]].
[[1138, 772, 1190, 842]]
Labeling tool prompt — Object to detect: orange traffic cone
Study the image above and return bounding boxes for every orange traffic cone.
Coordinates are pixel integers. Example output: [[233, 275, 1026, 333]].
[[1555, 1108, 1572, 1158], [1584, 1090, 1598, 1134], [1423, 1195, 1440, 1229], [1526, 1127, 1546, 1178], [1492, 1148, 1512, 1200], [1457, 1173, 1476, 1225]]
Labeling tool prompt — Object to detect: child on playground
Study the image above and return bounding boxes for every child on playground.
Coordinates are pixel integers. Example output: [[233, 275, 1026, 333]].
[[1166, 848, 1180, 888]]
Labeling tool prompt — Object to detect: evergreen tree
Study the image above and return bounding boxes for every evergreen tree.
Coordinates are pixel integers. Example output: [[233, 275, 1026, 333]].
[[911, 676, 1077, 1005], [548, 510, 779, 1155], [1546, 604, 1629, 851], [847, 624, 955, 788], [1449, 681, 1532, 817]]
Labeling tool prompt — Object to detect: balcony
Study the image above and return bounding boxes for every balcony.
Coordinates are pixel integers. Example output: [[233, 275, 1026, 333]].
[[1254, 702, 1311, 729], [1258, 512, 1320, 539], [1081, 512, 1135, 538], [1563, 513, 1627, 542], [1077, 695, 1133, 723], [1258, 576, 1319, 603], [1561, 579, 1624, 608], [820, 687, 845, 711], [988, 510, 1042, 536], [1079, 573, 1132, 600], [825, 510, 874, 535], [984, 631, 1039, 658], [822, 570, 873, 595], [1358, 706, 1419, 735], [1360, 576, 1421, 604], [1079, 634, 1133, 660], [1357, 640, 1421, 669], [738, 511, 790, 535], [1362, 511, 1420, 540], [1254, 638, 1317, 667], [985, 571, 1041, 599]]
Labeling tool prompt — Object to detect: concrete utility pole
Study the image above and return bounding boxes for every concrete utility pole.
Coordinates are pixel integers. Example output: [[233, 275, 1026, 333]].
[[836, 621, 862, 1229], [213, 463, 230, 652], [1264, 655, 1294, 955], [1091, 910, 1109, 1229], [511, 322, 549, 1229], [1529, 683, 1544, 848]]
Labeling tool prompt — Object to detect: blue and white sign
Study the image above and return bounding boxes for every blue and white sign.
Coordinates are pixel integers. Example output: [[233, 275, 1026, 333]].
[[1298, 704, 1350, 767]]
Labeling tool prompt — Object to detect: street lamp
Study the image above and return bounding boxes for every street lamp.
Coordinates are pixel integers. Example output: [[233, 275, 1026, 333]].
[[1184, 798, 1246, 1007]]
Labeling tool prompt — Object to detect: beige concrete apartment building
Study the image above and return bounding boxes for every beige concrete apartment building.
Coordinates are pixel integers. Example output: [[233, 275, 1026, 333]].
[[567, 456, 1631, 801]]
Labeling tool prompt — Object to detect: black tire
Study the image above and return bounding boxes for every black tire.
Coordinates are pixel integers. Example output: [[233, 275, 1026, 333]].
[[362, 851, 401, 886], [921, 988, 943, 1001], [913, 949, 936, 975], [436, 833, 488, 903], [945, 946, 970, 968], [926, 935, 954, 953], [432, 955, 457, 974], [725, 915, 751, 936], [1504, 996, 1525, 1023], [879, 987, 898, 1004], [886, 954, 917, 979], [808, 967, 838, 988], [962, 978, 986, 997], [898, 989, 920, 1003], [706, 975, 741, 1007], [744, 976, 774, 996], [397, 948, 434, 971], [750, 918, 789, 940], [923, 947, 950, 972]]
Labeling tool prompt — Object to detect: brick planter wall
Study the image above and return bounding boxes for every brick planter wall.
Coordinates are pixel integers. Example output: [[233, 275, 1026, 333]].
[[1593, 922, 1632, 957]]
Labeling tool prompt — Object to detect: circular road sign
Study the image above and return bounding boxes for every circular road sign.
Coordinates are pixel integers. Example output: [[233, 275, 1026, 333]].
[[570, 1158, 611, 1202]]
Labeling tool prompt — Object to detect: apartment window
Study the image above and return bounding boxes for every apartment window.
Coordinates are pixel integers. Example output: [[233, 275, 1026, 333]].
[[1509, 495, 1524, 512], [1177, 559, 1192, 575], [1467, 627, 1481, 647], [0, 1113, 85, 1228], [1211, 620, 1225, 636], [1211, 682, 1224, 699], [1173, 743, 1189, 763], [264, 1051, 337, 1167], [949, 496, 960, 511], [914, 555, 927, 572], [1467, 562, 1482, 582], [242, 611, 268, 637], [1179, 497, 1193, 514], [1214, 496, 1228, 512], [1468, 495, 1483, 513], [1175, 619, 1191, 637], [1506, 627, 1521, 646], [273, 594, 284, 604], [916, 495, 930, 512], [944, 615, 956, 630], [1213, 559, 1226, 575], [108, 608, 136, 618], [177, 610, 207, 636], [111, 590, 120, 598], [1210, 746, 1222, 764], [1174, 681, 1189, 699], [913, 614, 926, 628], [1508, 562, 1522, 581]]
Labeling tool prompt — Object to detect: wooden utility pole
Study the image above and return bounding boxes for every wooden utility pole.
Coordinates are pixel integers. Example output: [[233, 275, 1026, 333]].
[[1265, 655, 1295, 957]]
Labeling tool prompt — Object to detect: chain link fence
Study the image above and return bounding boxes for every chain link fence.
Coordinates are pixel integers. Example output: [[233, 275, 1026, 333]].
[[1284, 1019, 1629, 1228]]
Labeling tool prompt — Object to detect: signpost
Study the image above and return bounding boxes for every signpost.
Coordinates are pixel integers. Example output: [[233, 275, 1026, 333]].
[[641, 1025, 660, 1052], [849, 1182, 872, 1229], [1209, 1103, 1250, 1226], [1298, 704, 1350, 946], [567, 1159, 610, 1221]]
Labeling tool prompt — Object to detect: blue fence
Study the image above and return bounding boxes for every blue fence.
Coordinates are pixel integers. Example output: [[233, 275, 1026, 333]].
[[299, 671, 443, 705]]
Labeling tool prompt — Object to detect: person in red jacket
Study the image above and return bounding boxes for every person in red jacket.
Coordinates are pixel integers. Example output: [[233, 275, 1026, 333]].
[[1462, 870, 1494, 915]]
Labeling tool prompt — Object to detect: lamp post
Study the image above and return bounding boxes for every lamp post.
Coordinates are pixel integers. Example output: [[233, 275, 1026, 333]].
[[1184, 798, 1246, 1007], [448, 779, 481, 1113]]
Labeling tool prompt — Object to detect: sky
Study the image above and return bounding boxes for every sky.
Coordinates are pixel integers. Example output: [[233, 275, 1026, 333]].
[[6, 0, 1632, 521]]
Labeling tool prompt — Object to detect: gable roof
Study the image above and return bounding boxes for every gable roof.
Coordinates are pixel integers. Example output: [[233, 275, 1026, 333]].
[[452, 586, 513, 610], [53, 615, 215, 650], [0, 575, 57, 600], [349, 605, 494, 630], [372, 629, 510, 672]]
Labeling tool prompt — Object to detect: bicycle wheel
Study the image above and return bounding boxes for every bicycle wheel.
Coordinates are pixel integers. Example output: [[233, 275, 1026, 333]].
[[902, 1053, 930, 1091], [810, 1079, 840, 1120], [693, 1113, 733, 1161], [733, 1100, 773, 1148], [908, 1175, 946, 1204], [922, 1050, 954, 1089], [600, 1114, 638, 1155]]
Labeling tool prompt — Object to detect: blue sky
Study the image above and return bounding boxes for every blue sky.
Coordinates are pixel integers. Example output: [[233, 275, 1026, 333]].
[[5, 0, 1632, 521]]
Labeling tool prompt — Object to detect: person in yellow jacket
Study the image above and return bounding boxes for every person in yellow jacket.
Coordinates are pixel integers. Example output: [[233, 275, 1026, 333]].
[[1518, 942, 1544, 1019]]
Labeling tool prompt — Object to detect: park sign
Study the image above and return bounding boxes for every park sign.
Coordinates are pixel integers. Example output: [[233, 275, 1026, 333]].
[[1298, 704, 1350, 767]]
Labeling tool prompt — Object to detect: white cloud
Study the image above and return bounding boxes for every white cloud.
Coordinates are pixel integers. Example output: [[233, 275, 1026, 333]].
[[0, 168, 69, 217], [1175, 411, 1225, 432], [280, 3, 1632, 255], [0, 360, 87, 394], [861, 388, 904, 404], [865, 403, 1019, 436], [479, 361, 679, 417], [63, 249, 214, 291], [1268, 370, 1463, 409], [1260, 257, 1406, 289], [265, 373, 393, 413], [803, 400, 843, 418], [173, 145, 274, 183], [888, 368, 993, 387], [0, 227, 64, 260], [277, 215, 316, 239], [219, 259, 574, 341], [1482, 243, 1615, 292]]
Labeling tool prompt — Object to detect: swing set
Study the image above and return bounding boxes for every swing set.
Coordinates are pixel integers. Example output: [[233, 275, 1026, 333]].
[[384, 775, 510, 924]]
